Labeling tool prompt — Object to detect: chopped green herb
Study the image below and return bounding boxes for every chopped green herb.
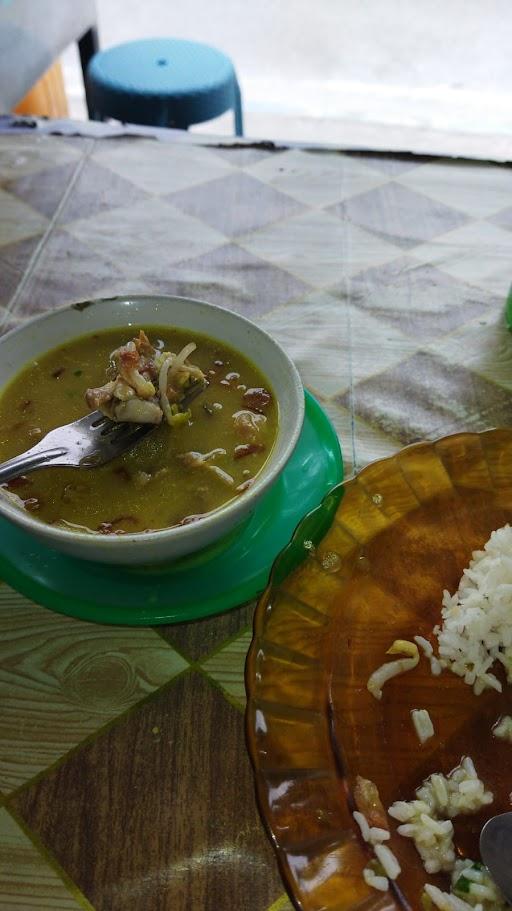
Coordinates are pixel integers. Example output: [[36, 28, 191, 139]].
[[454, 875, 471, 894], [73, 369, 83, 377]]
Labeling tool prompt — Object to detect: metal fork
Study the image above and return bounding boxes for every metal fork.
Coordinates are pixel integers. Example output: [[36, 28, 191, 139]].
[[0, 383, 206, 485]]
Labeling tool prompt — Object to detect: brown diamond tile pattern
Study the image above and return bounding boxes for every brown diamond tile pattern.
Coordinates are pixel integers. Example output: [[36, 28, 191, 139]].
[[201, 629, 253, 706], [160, 600, 255, 662], [0, 807, 88, 910], [0, 591, 188, 792], [337, 350, 512, 446], [166, 172, 305, 237], [330, 181, 470, 250], [14, 672, 285, 911], [337, 255, 498, 342]]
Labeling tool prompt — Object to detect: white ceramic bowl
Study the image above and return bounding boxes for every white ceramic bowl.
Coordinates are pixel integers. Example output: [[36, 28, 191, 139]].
[[0, 295, 304, 564]]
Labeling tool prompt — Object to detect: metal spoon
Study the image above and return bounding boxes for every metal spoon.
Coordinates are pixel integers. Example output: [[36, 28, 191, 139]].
[[480, 812, 512, 902]]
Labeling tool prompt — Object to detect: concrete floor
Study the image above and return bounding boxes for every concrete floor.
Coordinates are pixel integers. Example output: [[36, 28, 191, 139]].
[[62, 0, 512, 157]]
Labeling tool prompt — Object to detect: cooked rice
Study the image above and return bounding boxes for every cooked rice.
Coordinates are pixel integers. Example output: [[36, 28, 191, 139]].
[[367, 639, 419, 700], [416, 758, 493, 818], [434, 525, 512, 695], [353, 810, 371, 843], [424, 859, 509, 911], [374, 843, 401, 880], [362, 865, 388, 892], [353, 808, 393, 893], [414, 635, 442, 675], [389, 759, 493, 875], [493, 715, 512, 743], [368, 826, 390, 844], [412, 708, 435, 744]]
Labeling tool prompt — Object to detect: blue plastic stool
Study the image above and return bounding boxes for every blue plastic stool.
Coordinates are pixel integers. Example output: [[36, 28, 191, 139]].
[[86, 38, 243, 135]]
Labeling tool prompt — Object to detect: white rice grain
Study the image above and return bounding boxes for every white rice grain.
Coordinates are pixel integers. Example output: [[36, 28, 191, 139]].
[[362, 866, 388, 892], [374, 844, 401, 880], [412, 708, 435, 744], [434, 525, 512, 695], [353, 810, 370, 843]]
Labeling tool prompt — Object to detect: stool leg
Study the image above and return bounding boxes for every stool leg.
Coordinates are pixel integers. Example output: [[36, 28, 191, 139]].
[[78, 26, 100, 120], [233, 79, 244, 137]]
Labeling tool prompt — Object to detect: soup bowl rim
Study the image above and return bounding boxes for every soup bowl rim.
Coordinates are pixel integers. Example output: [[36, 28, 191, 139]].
[[0, 294, 304, 561]]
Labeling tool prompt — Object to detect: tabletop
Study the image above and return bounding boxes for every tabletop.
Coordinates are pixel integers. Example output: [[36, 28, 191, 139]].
[[1, 128, 512, 911]]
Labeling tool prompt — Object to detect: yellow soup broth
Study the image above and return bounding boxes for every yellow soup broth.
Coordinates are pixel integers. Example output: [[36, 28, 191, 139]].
[[0, 326, 277, 534]]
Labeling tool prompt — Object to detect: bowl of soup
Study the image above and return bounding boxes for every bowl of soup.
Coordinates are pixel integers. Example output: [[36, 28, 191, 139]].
[[0, 295, 304, 564]]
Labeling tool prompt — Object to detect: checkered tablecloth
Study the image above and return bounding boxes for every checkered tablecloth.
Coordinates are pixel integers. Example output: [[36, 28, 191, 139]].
[[0, 130, 512, 911]]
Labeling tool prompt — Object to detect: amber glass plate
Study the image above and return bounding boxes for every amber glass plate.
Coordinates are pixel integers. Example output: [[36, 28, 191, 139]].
[[246, 430, 512, 911]]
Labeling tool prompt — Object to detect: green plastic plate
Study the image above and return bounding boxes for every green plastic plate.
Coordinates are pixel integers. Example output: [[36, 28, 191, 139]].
[[0, 391, 342, 625]]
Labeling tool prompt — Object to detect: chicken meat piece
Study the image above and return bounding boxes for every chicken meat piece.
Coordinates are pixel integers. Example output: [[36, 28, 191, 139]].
[[353, 776, 389, 831], [85, 331, 205, 426]]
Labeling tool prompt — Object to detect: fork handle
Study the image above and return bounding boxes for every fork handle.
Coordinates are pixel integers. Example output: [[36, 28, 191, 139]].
[[0, 447, 67, 485]]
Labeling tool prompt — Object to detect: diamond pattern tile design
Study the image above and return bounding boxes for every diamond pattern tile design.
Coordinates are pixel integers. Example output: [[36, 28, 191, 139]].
[[0, 234, 41, 310], [0, 189, 48, 248], [331, 181, 469, 250], [344, 151, 433, 176], [260, 291, 350, 398], [2, 130, 512, 911], [397, 160, 512, 218], [0, 135, 82, 183], [14, 672, 285, 911], [426, 308, 512, 389], [322, 399, 402, 475], [0, 807, 86, 910], [145, 242, 310, 318], [489, 204, 512, 232], [247, 147, 388, 207], [58, 160, 150, 224], [208, 146, 278, 168], [166, 171, 304, 237], [0, 591, 188, 792], [413, 219, 512, 296], [200, 629, 253, 706], [13, 230, 126, 317], [337, 349, 512, 446], [64, 198, 226, 277], [161, 600, 255, 662], [92, 138, 236, 195], [338, 254, 496, 342], [4, 161, 80, 220], [239, 210, 346, 286]]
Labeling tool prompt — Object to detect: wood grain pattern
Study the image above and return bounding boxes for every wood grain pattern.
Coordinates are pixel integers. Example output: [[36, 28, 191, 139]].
[[0, 807, 85, 910], [161, 600, 255, 661], [14, 671, 284, 911], [200, 629, 253, 705], [0, 589, 188, 792]]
